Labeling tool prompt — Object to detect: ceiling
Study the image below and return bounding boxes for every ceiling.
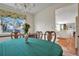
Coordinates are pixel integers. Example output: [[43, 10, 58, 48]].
[[56, 3, 78, 24], [0, 3, 73, 15]]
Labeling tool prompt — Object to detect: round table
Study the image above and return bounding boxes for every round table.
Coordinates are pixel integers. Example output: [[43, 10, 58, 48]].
[[0, 38, 63, 56]]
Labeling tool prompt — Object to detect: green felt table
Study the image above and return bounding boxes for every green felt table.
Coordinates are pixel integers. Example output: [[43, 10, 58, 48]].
[[0, 38, 63, 56]]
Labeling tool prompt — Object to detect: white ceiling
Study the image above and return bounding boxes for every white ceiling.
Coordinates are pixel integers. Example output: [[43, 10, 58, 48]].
[[0, 3, 73, 15], [56, 4, 78, 24]]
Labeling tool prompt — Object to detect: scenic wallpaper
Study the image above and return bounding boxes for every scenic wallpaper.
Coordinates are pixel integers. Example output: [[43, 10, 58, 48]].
[[0, 17, 25, 32]]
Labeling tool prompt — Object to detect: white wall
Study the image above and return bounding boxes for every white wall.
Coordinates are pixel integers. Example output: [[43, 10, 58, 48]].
[[26, 13, 34, 33], [34, 6, 55, 33], [56, 4, 78, 24]]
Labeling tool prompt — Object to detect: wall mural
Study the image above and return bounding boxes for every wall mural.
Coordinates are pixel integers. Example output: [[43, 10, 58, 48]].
[[0, 17, 25, 32], [0, 9, 26, 33]]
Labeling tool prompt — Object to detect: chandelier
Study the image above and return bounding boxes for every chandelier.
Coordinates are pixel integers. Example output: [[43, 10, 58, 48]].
[[14, 3, 36, 19], [15, 3, 36, 13]]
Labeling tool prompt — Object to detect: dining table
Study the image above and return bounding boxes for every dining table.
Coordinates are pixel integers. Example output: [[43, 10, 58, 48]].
[[0, 38, 63, 56]]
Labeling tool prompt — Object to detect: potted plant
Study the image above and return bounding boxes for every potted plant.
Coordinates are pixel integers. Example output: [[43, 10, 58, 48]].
[[23, 23, 30, 34], [23, 23, 30, 43]]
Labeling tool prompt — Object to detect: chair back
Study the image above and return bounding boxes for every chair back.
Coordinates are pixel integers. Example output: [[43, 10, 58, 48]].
[[11, 32, 22, 39], [44, 31, 56, 42], [28, 33, 36, 38], [36, 31, 43, 39]]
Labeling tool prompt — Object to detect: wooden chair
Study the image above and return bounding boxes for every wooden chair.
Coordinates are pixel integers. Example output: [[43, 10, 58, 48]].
[[44, 31, 56, 42], [11, 32, 24, 39], [28, 33, 36, 38], [36, 31, 43, 39]]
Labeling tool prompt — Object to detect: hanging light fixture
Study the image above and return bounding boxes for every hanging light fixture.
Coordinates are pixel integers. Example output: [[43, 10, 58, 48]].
[[15, 3, 36, 12], [14, 3, 36, 19]]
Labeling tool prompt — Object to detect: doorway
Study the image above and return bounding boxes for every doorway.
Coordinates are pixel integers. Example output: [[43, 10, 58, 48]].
[[55, 3, 78, 55]]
